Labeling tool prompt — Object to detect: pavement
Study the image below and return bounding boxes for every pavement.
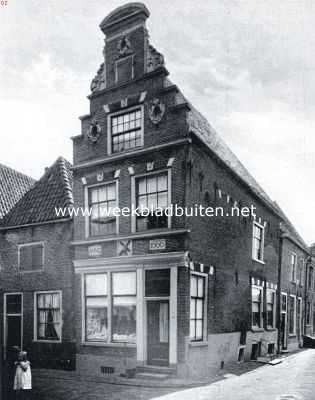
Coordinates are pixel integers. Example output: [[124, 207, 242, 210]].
[[4, 349, 315, 399], [153, 349, 315, 400]]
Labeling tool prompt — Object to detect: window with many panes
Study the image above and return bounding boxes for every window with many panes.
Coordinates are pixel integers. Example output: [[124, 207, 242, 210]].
[[110, 108, 142, 154], [291, 253, 297, 282], [252, 223, 264, 262], [266, 290, 275, 328], [252, 286, 262, 328], [35, 291, 61, 341], [190, 274, 205, 341], [289, 295, 296, 335], [88, 183, 117, 237], [136, 172, 169, 231], [84, 272, 136, 344], [19, 243, 44, 271]]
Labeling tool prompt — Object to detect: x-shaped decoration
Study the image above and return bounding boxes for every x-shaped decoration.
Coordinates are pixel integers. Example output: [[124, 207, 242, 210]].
[[117, 240, 132, 256]]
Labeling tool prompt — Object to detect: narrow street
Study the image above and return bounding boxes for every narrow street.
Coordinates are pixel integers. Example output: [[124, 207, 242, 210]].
[[153, 349, 315, 400], [26, 349, 315, 400]]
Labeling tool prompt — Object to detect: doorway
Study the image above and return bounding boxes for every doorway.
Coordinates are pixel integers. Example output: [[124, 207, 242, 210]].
[[147, 300, 169, 366], [4, 293, 23, 360]]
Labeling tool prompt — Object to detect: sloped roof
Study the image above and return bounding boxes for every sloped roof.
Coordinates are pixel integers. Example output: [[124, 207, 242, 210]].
[[274, 202, 309, 252], [170, 82, 279, 215], [0, 164, 35, 219], [1, 157, 73, 228]]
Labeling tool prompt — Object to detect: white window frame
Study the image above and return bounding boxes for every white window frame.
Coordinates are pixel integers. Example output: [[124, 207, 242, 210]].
[[288, 294, 296, 336], [84, 180, 119, 239], [82, 270, 137, 346], [252, 221, 265, 263], [18, 242, 45, 272], [251, 284, 263, 329], [290, 252, 297, 283], [4, 292, 23, 358], [266, 288, 276, 329], [189, 271, 208, 343], [107, 104, 144, 156], [33, 290, 62, 343], [131, 168, 172, 233]]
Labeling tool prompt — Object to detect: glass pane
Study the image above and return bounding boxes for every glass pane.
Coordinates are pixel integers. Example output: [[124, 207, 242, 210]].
[[159, 303, 169, 343], [267, 291, 274, 304], [113, 296, 136, 306], [191, 276, 197, 296], [138, 178, 146, 195], [145, 269, 170, 297], [197, 277, 204, 297], [147, 177, 157, 193], [196, 299, 203, 319], [158, 192, 168, 208], [157, 174, 167, 191], [190, 320, 195, 339], [112, 272, 136, 295], [86, 307, 108, 341], [85, 274, 107, 296], [98, 187, 107, 202], [6, 294, 22, 314], [147, 193, 157, 209], [112, 303, 136, 343], [190, 298, 196, 319], [86, 297, 108, 307], [52, 293, 60, 309], [196, 320, 203, 339], [90, 188, 98, 204], [252, 302, 259, 312], [252, 287, 261, 302], [107, 184, 116, 201]]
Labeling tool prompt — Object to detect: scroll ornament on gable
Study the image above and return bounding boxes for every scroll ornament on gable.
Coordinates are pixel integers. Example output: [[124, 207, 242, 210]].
[[147, 44, 164, 72], [148, 98, 166, 125], [90, 46, 107, 93]]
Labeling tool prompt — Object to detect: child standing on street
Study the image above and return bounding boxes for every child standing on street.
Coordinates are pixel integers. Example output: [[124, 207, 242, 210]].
[[13, 351, 32, 399]]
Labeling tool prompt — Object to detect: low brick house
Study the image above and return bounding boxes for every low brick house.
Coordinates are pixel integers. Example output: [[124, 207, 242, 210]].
[[71, 3, 283, 378], [0, 157, 75, 370]]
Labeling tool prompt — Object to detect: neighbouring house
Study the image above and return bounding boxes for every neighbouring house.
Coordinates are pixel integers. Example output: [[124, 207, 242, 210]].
[[305, 244, 315, 338], [71, 3, 283, 378], [0, 157, 75, 372], [0, 163, 35, 220], [277, 205, 310, 352]]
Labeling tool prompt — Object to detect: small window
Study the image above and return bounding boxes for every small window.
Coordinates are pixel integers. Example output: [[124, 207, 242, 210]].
[[238, 347, 245, 362], [251, 342, 261, 360], [267, 343, 275, 355], [88, 183, 117, 237], [19, 243, 44, 271], [110, 108, 142, 154], [35, 291, 61, 341], [291, 253, 297, 282], [190, 274, 206, 341], [136, 172, 169, 231], [252, 223, 264, 262]]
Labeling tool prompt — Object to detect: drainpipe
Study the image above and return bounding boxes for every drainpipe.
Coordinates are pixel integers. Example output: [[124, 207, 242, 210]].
[[277, 232, 283, 354]]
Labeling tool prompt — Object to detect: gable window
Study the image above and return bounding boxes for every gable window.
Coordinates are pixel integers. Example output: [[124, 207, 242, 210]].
[[18, 242, 44, 271], [135, 172, 169, 231], [266, 290, 275, 328], [88, 182, 117, 237], [252, 222, 264, 262], [288, 295, 296, 335], [84, 271, 137, 344], [190, 274, 206, 341], [35, 291, 61, 342], [109, 107, 143, 154], [252, 286, 263, 328], [291, 253, 297, 282]]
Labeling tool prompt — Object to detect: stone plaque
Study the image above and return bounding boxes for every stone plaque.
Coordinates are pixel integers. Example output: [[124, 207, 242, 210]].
[[149, 239, 166, 251], [88, 245, 102, 258]]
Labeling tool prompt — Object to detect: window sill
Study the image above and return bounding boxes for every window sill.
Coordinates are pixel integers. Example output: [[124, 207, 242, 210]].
[[82, 342, 136, 348], [33, 340, 62, 344], [266, 327, 277, 332], [252, 258, 265, 265], [288, 334, 296, 338], [251, 327, 264, 333], [189, 341, 208, 348]]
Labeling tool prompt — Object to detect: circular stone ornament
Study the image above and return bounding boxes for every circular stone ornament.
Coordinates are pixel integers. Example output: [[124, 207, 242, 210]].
[[148, 98, 166, 125], [87, 122, 102, 143]]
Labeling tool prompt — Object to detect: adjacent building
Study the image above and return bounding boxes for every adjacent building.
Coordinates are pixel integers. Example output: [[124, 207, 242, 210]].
[[0, 157, 75, 370]]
